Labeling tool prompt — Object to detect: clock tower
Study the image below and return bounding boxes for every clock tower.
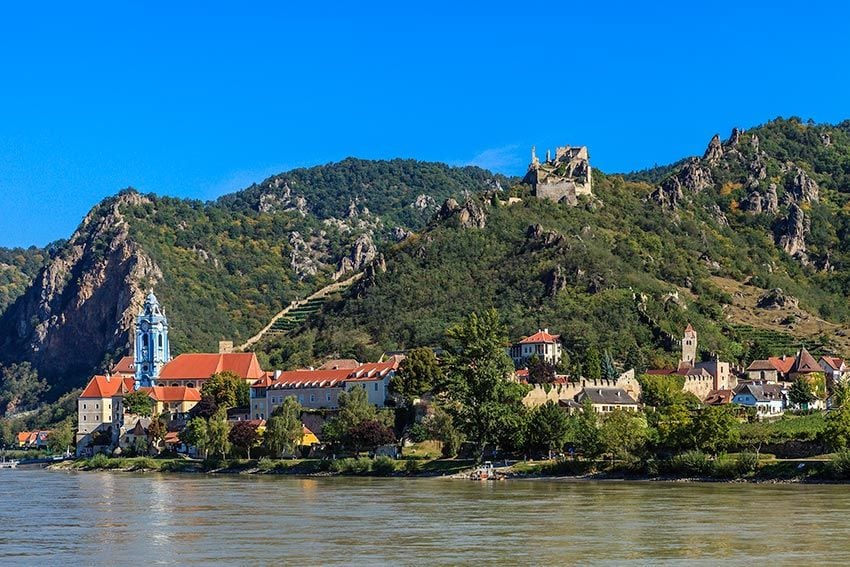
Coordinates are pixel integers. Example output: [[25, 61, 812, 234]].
[[134, 291, 171, 389]]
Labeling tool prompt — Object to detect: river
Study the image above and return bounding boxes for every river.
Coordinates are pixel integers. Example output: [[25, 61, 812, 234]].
[[2, 469, 849, 565]]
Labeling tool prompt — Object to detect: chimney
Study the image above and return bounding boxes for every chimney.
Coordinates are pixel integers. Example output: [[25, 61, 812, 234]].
[[273, 370, 282, 380], [543, 328, 549, 334], [219, 340, 234, 354]]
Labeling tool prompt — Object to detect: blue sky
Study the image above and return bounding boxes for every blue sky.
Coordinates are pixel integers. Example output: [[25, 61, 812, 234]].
[[1, 1, 849, 247]]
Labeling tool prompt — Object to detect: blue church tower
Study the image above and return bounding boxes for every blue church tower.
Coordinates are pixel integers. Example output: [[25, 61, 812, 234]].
[[134, 291, 171, 389]]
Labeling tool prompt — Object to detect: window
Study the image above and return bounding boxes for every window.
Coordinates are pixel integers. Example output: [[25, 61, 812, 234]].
[[83, 416, 86, 421], [158, 335, 163, 348], [310, 394, 315, 403], [374, 383, 378, 391], [326, 393, 331, 402], [83, 403, 87, 409]]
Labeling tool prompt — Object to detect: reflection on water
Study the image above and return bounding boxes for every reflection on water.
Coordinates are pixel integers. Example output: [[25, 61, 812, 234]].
[[2, 470, 849, 565]]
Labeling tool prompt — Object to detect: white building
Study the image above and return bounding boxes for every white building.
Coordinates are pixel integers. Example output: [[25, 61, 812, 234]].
[[508, 329, 562, 367]]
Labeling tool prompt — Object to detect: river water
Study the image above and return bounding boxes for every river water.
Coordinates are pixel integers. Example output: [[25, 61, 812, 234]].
[[2, 469, 849, 565]]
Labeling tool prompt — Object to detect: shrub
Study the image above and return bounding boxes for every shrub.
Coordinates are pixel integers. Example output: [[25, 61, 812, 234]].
[[735, 451, 759, 476], [131, 457, 159, 471], [710, 455, 738, 479], [86, 453, 110, 469], [372, 456, 397, 476], [404, 458, 422, 475], [330, 457, 372, 475], [257, 457, 275, 472], [830, 450, 850, 479], [667, 450, 710, 477]]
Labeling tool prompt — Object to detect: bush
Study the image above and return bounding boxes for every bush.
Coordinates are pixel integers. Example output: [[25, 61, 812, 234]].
[[735, 451, 759, 476], [372, 456, 397, 476], [710, 455, 738, 479], [131, 457, 159, 471], [830, 450, 850, 479], [330, 457, 373, 475], [257, 457, 275, 472], [404, 458, 422, 475], [667, 450, 710, 477], [86, 453, 110, 469]]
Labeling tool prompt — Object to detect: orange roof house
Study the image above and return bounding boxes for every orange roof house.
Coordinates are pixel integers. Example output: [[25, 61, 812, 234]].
[[80, 375, 135, 399], [110, 356, 136, 377], [518, 329, 561, 344], [158, 353, 265, 386]]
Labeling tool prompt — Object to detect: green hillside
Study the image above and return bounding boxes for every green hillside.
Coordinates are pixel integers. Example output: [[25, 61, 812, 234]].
[[256, 118, 850, 370]]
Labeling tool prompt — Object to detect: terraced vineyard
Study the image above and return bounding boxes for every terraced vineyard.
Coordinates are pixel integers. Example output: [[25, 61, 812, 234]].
[[237, 273, 363, 351], [268, 297, 327, 334], [728, 324, 831, 357]]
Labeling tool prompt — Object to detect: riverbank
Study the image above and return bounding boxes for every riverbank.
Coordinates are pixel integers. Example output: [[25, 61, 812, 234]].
[[47, 452, 850, 484]]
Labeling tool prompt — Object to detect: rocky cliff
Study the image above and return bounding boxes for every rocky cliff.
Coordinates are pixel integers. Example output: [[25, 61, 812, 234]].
[[0, 191, 161, 392]]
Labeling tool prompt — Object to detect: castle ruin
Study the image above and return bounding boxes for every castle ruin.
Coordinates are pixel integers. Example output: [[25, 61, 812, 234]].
[[522, 145, 592, 205]]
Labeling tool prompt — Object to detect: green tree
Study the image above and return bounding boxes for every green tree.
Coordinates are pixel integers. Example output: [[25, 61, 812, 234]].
[[438, 310, 529, 461], [46, 419, 74, 454], [264, 397, 304, 457], [655, 401, 694, 453], [693, 405, 739, 455], [789, 377, 817, 408], [637, 374, 687, 408], [601, 350, 619, 380], [575, 399, 603, 459], [584, 346, 602, 380], [201, 372, 249, 410], [147, 414, 167, 451], [526, 401, 571, 456], [124, 390, 154, 417], [0, 363, 48, 415], [824, 406, 850, 450], [228, 421, 260, 459], [424, 407, 464, 457], [600, 409, 648, 461], [389, 347, 441, 406], [179, 417, 210, 458], [207, 409, 231, 459]]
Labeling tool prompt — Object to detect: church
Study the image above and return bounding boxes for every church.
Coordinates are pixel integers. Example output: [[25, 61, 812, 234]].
[[76, 292, 264, 456]]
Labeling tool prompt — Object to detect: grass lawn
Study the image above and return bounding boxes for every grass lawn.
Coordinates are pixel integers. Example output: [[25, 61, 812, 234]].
[[739, 412, 826, 443]]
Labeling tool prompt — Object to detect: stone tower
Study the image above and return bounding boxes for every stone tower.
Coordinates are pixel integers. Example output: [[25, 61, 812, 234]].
[[134, 291, 171, 389], [680, 324, 697, 368]]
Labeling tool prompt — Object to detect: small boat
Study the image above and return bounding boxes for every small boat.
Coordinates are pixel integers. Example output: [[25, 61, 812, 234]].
[[470, 461, 504, 481], [0, 457, 19, 469]]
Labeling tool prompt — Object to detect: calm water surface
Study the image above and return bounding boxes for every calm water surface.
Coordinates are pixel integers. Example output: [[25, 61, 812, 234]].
[[2, 469, 849, 565]]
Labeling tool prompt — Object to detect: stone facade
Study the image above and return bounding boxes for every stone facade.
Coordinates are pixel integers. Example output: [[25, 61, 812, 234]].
[[521, 370, 641, 408], [523, 145, 592, 205]]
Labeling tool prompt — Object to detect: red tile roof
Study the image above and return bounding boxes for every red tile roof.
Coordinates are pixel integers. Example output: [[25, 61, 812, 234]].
[[768, 356, 795, 375], [266, 359, 400, 390], [791, 348, 821, 374], [111, 356, 135, 376], [80, 375, 135, 399], [317, 359, 360, 370], [820, 356, 844, 371], [518, 330, 561, 344], [141, 386, 202, 403], [746, 359, 777, 372], [645, 369, 677, 375], [704, 389, 734, 405], [158, 353, 264, 381]]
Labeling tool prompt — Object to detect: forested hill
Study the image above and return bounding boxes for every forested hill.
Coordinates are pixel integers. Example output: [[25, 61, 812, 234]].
[[256, 118, 850, 373], [0, 160, 508, 401]]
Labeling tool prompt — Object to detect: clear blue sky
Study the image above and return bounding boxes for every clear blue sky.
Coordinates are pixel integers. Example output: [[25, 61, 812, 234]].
[[1, 1, 848, 247]]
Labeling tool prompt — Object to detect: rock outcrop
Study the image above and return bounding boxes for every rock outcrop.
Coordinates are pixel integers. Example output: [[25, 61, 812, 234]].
[[776, 203, 809, 260], [526, 224, 565, 248], [703, 134, 723, 163], [0, 191, 161, 387], [789, 167, 819, 203], [543, 266, 567, 297], [289, 231, 321, 279], [650, 176, 684, 209], [334, 233, 378, 280], [757, 288, 799, 310], [436, 198, 487, 229]]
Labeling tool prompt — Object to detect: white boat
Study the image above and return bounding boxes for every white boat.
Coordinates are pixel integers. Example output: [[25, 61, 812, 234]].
[[0, 457, 19, 469]]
